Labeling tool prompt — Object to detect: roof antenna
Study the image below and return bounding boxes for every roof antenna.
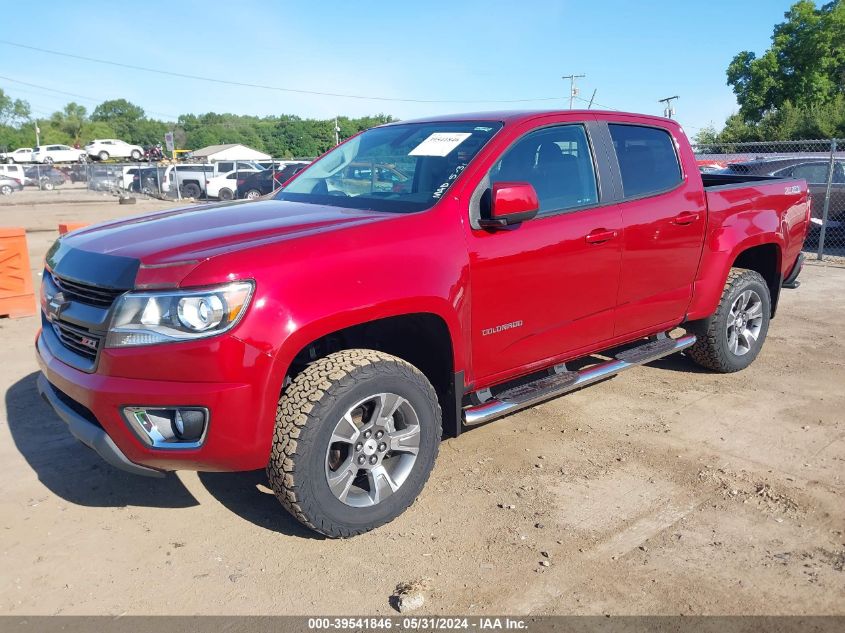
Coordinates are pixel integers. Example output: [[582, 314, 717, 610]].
[[588, 89, 597, 109]]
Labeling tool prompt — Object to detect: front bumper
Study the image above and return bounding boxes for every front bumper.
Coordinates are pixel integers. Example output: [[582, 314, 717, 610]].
[[36, 330, 278, 473], [36, 374, 164, 478]]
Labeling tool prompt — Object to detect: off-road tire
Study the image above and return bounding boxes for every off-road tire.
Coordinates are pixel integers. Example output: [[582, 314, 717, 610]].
[[686, 267, 771, 373], [267, 349, 442, 538], [181, 182, 201, 198]]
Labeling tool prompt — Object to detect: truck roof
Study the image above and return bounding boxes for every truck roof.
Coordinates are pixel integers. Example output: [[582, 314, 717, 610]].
[[386, 109, 677, 126]]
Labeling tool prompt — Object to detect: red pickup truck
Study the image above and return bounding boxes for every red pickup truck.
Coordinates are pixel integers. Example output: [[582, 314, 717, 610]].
[[36, 110, 809, 537]]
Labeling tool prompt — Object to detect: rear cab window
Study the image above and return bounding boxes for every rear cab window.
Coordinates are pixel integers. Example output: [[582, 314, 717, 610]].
[[609, 124, 682, 198]]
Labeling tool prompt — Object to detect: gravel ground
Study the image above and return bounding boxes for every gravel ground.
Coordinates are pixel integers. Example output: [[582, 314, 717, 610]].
[[0, 194, 843, 615]]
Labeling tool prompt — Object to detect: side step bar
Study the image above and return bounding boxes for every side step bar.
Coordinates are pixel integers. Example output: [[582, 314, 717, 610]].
[[463, 333, 697, 427]]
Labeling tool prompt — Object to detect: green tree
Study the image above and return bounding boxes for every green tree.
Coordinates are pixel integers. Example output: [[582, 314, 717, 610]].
[[49, 102, 88, 145], [0, 89, 31, 126], [727, 1, 845, 122]]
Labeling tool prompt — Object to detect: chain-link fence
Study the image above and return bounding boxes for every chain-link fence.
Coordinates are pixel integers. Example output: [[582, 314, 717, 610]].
[[692, 139, 845, 261], [1, 158, 312, 201]]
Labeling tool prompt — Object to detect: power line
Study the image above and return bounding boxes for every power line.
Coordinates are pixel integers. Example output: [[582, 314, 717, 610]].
[[0, 40, 564, 105], [0, 74, 179, 119]]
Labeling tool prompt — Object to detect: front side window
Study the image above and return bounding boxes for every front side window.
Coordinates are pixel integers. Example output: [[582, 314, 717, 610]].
[[489, 124, 598, 214], [277, 121, 502, 213], [609, 124, 682, 198]]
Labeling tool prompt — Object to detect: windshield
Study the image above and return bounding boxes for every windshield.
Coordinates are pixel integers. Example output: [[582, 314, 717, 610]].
[[275, 121, 502, 213]]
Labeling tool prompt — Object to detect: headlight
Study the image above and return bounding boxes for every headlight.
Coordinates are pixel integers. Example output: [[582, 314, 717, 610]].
[[105, 281, 254, 348]]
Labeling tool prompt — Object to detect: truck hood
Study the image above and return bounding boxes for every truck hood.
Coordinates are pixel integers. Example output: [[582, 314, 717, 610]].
[[61, 199, 392, 266], [46, 199, 395, 289]]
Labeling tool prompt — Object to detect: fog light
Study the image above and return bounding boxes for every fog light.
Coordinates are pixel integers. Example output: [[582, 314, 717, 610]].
[[123, 406, 208, 448]]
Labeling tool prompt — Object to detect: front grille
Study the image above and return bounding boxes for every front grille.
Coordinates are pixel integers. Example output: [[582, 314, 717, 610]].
[[51, 320, 102, 362], [51, 273, 125, 308]]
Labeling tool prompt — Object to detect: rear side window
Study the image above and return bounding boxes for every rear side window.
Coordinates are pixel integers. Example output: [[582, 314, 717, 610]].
[[489, 124, 598, 215], [609, 124, 682, 198], [790, 163, 831, 184]]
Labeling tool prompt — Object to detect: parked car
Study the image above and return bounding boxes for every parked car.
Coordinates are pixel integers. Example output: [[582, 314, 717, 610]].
[[135, 166, 168, 195], [161, 163, 216, 198], [212, 160, 264, 174], [0, 175, 24, 195], [24, 166, 66, 189], [31, 144, 87, 164], [85, 139, 144, 162], [717, 157, 845, 239], [1, 147, 33, 163], [0, 163, 28, 185], [237, 163, 309, 199], [206, 168, 260, 200], [88, 167, 121, 192], [35, 110, 809, 538]]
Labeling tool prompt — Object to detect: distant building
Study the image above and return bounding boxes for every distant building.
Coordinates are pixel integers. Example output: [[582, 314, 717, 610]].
[[191, 143, 271, 163]]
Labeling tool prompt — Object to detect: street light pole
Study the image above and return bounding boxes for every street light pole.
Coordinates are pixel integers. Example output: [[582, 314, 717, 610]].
[[658, 95, 679, 118], [562, 74, 586, 109]]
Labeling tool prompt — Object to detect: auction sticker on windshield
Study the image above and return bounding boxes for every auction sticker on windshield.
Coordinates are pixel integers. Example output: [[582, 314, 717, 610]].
[[409, 132, 472, 157]]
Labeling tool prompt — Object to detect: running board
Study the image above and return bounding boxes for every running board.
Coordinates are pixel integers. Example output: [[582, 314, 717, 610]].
[[462, 334, 697, 427]]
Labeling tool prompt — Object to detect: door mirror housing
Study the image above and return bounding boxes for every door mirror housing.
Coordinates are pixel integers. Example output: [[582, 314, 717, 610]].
[[479, 182, 540, 229]]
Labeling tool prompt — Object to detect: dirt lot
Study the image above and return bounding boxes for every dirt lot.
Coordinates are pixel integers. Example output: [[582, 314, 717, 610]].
[[1, 191, 843, 616]]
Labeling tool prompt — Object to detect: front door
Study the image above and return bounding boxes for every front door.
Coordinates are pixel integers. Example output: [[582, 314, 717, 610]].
[[467, 121, 623, 386]]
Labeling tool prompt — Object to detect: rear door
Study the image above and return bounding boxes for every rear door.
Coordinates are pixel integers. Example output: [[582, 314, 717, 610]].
[[606, 121, 707, 337]]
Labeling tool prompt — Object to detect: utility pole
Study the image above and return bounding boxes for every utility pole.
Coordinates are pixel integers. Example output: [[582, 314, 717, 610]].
[[34, 119, 40, 147], [334, 117, 340, 146], [562, 74, 586, 109], [658, 95, 679, 119]]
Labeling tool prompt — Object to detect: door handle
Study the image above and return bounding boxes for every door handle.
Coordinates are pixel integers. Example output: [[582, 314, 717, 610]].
[[585, 229, 618, 244], [672, 212, 700, 225]]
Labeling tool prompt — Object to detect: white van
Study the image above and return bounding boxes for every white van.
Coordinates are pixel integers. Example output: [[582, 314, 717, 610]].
[[0, 163, 28, 184]]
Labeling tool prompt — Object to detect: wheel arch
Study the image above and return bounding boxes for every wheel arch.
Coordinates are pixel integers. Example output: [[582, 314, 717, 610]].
[[687, 237, 784, 321], [268, 310, 464, 440]]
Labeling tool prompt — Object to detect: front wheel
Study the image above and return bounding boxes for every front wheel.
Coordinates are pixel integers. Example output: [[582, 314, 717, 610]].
[[218, 187, 233, 201], [44, 157, 53, 164], [267, 349, 442, 538], [130, 150, 142, 161], [41, 180, 55, 191], [98, 151, 109, 161], [686, 268, 771, 373], [0, 185, 12, 195], [244, 188, 261, 200]]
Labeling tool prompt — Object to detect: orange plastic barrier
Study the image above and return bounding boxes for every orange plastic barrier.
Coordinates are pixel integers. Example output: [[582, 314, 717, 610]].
[[59, 222, 88, 235], [0, 227, 36, 318]]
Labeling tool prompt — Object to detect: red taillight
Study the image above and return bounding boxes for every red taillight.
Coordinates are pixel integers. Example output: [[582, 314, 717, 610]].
[[237, 179, 246, 186]]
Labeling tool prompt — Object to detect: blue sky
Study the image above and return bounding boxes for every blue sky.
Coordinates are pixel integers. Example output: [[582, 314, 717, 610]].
[[0, 1, 799, 137]]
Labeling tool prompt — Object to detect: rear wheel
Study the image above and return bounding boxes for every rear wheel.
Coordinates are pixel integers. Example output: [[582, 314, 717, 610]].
[[687, 268, 771, 373], [44, 157, 53, 164], [244, 188, 261, 200], [181, 182, 201, 198], [218, 187, 233, 201], [267, 349, 442, 538], [130, 150, 142, 161], [0, 185, 12, 195], [98, 151, 109, 161], [41, 180, 54, 191]]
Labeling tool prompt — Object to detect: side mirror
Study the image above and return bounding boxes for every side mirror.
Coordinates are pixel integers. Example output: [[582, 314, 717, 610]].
[[479, 182, 539, 229]]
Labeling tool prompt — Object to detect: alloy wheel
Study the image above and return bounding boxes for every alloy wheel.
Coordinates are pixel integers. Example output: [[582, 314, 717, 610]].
[[325, 392, 421, 508], [726, 289, 763, 356]]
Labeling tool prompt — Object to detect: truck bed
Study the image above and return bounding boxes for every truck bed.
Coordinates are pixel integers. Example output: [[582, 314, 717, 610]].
[[701, 172, 786, 189]]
